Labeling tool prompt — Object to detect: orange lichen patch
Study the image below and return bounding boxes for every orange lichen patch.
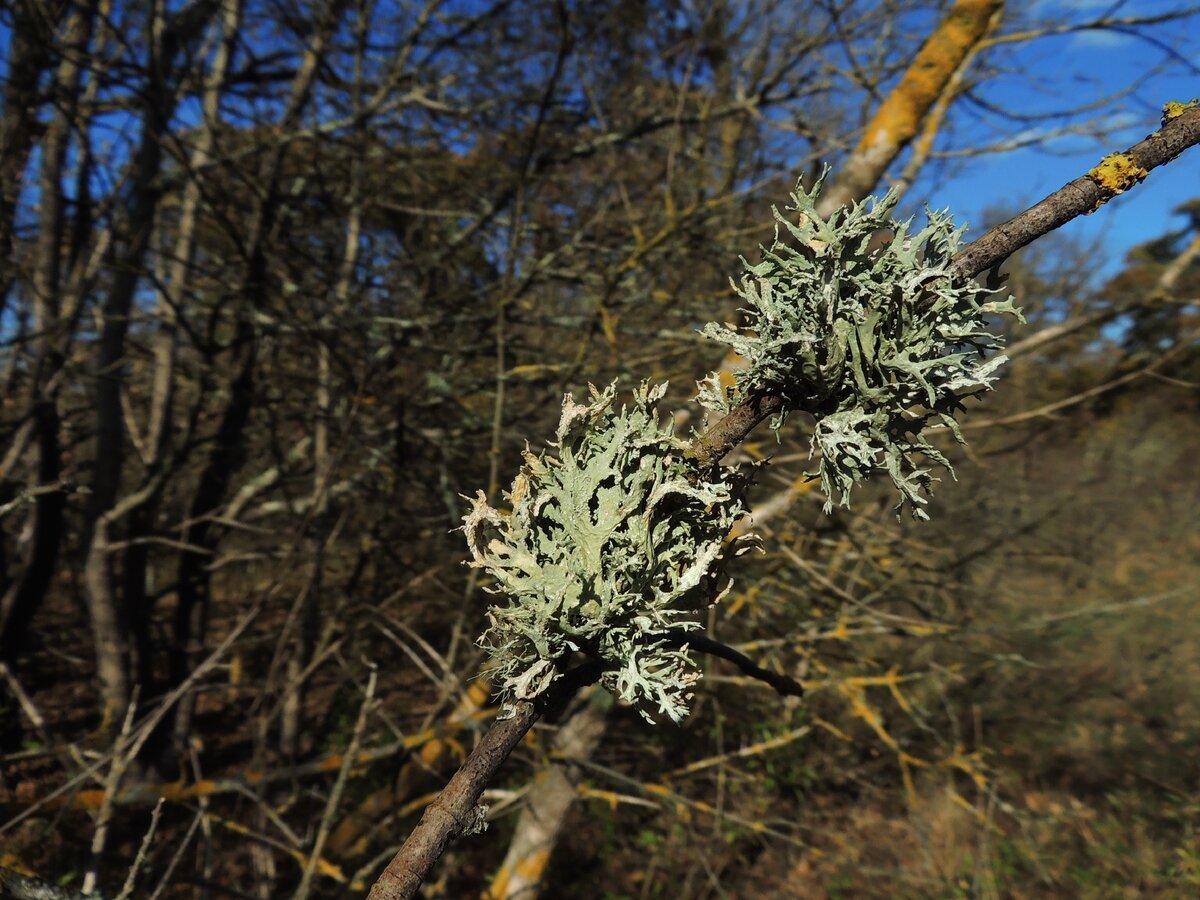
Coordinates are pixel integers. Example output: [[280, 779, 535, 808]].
[[211, 812, 346, 882], [515, 849, 550, 881], [599, 304, 619, 350], [848, 0, 1004, 171], [486, 865, 512, 899], [882, 668, 914, 714], [70, 788, 107, 810], [944, 746, 988, 790], [845, 688, 901, 753], [1086, 153, 1149, 210], [73, 776, 223, 809], [722, 582, 761, 617], [1162, 98, 1199, 124], [811, 716, 854, 743], [0, 855, 34, 876], [577, 785, 623, 811], [904, 622, 952, 637], [485, 848, 551, 900], [840, 671, 923, 690], [668, 725, 811, 778], [716, 361, 740, 391], [318, 754, 345, 772]]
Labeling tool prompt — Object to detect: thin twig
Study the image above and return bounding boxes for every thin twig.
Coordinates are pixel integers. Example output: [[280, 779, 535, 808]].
[[147, 811, 204, 900], [652, 632, 804, 699], [293, 667, 378, 900], [83, 693, 139, 896], [115, 797, 165, 900], [0, 662, 48, 737]]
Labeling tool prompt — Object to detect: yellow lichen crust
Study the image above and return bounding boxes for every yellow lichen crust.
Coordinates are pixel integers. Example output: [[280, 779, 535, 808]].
[[1085, 152, 1149, 211], [1162, 98, 1199, 125]]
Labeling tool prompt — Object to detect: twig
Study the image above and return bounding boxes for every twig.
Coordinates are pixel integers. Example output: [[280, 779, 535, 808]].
[[569, 757, 808, 848], [652, 632, 804, 699], [147, 811, 203, 900], [0, 662, 48, 737], [115, 797, 165, 900], [964, 335, 1193, 428], [83, 694, 139, 896], [952, 107, 1200, 275], [293, 667, 378, 900], [0, 479, 79, 520]]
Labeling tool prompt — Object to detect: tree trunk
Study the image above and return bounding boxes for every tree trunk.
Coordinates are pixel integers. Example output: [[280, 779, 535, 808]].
[[0, 0, 65, 317]]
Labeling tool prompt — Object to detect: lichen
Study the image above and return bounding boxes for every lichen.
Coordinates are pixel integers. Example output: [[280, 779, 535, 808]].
[[468, 177, 1024, 723], [465, 381, 750, 722], [1162, 98, 1199, 124], [459, 803, 489, 837], [1086, 152, 1149, 206], [696, 173, 1022, 518]]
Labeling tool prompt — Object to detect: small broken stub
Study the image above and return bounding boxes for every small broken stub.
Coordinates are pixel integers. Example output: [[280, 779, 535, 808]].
[[1085, 152, 1149, 212], [458, 803, 489, 838], [1162, 98, 1198, 125]]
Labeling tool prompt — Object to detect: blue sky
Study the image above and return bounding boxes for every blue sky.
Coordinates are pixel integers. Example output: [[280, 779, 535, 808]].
[[913, 0, 1200, 277]]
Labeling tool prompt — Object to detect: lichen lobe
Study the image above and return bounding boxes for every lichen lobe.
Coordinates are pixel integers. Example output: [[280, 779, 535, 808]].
[[1161, 98, 1199, 125], [1085, 153, 1149, 211]]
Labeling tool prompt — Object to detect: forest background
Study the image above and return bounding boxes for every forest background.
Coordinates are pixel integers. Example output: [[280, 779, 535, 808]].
[[1, 0, 1199, 897]]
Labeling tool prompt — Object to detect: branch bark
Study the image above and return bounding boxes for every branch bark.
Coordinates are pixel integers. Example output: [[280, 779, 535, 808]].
[[365, 701, 541, 900], [950, 106, 1200, 277], [484, 691, 608, 900]]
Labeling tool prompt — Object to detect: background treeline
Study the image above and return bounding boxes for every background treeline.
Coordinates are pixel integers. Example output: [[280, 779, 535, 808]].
[[0, 1, 1198, 897]]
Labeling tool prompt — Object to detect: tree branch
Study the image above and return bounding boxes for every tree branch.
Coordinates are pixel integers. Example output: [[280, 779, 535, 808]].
[[655, 631, 805, 699], [364, 702, 539, 900], [687, 105, 1200, 471], [950, 106, 1200, 276]]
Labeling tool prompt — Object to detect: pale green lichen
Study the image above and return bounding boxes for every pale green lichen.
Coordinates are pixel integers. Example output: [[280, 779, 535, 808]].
[[464, 381, 750, 722], [469, 178, 1022, 720], [697, 173, 1022, 518]]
